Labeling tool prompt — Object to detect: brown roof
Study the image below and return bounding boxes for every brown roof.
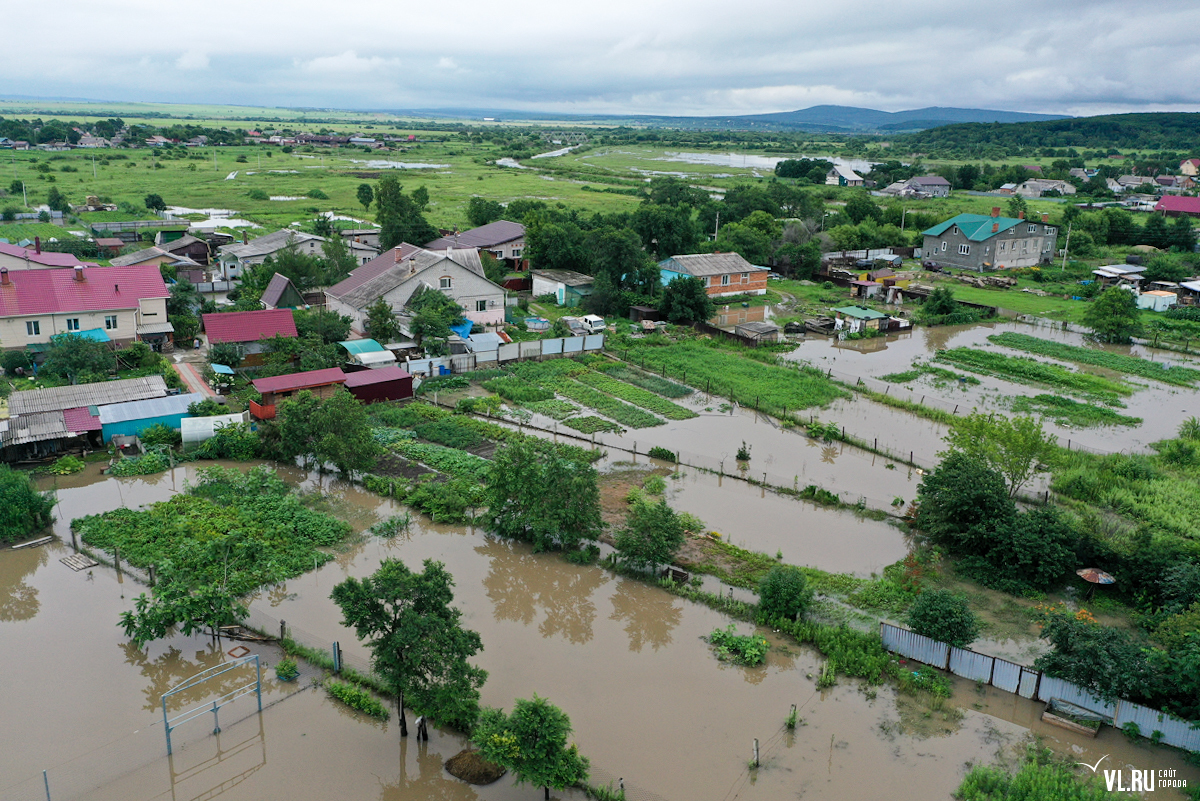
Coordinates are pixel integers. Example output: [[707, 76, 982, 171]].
[[659, 252, 766, 277], [326, 242, 423, 298], [426, 220, 524, 250]]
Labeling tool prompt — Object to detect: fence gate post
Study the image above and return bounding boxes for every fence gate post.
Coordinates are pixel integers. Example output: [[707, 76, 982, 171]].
[[43, 770, 50, 801]]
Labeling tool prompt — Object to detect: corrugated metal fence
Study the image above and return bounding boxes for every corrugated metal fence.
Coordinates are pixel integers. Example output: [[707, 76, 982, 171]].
[[880, 623, 1200, 751], [403, 334, 604, 377]]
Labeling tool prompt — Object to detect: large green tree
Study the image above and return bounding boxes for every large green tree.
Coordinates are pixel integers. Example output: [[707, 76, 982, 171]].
[[295, 308, 352, 345], [1083, 287, 1143, 344], [474, 696, 589, 800], [0, 466, 56, 544], [913, 451, 1016, 555], [631, 203, 698, 258], [331, 558, 486, 735], [375, 176, 438, 250], [757, 565, 813, 623], [40, 333, 116, 384], [614, 496, 686, 572], [485, 440, 602, 553], [942, 412, 1057, 498], [466, 197, 504, 227], [907, 589, 980, 648], [356, 183, 374, 213], [659, 275, 714, 324], [365, 298, 403, 344], [274, 388, 381, 475]]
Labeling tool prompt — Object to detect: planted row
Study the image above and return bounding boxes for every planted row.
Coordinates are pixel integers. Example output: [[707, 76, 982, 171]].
[[1011, 394, 1142, 428], [991, 332, 1200, 386], [539, 377, 665, 429], [595, 363, 694, 398], [390, 441, 491, 482], [936, 347, 1131, 399], [574, 370, 697, 420]]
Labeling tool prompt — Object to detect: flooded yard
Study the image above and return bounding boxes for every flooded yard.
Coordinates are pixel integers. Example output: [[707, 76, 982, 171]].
[[3, 465, 1197, 799]]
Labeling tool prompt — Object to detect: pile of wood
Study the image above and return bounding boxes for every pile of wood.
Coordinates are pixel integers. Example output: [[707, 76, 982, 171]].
[[956, 274, 1017, 289]]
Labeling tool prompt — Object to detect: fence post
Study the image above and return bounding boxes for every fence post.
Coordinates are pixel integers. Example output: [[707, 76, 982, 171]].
[[752, 738, 759, 768], [43, 770, 50, 801], [280, 620, 287, 641]]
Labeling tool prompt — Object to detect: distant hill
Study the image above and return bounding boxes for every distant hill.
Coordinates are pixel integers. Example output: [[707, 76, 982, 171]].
[[895, 112, 1200, 153], [406, 104, 1068, 133]]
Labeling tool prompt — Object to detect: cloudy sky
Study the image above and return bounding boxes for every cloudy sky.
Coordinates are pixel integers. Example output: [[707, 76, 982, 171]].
[[5, 0, 1200, 117]]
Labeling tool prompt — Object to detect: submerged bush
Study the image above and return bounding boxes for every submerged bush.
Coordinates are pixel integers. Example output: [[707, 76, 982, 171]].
[[907, 589, 980, 648]]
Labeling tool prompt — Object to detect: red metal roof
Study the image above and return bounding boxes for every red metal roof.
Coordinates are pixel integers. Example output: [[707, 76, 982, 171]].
[[0, 242, 87, 268], [342, 366, 412, 387], [1155, 196, 1200, 215], [202, 309, 297, 343], [0, 264, 167, 316], [62, 406, 102, 432], [251, 367, 346, 395]]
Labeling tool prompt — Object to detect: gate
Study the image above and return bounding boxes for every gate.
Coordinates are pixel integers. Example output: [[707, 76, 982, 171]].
[[161, 654, 262, 755]]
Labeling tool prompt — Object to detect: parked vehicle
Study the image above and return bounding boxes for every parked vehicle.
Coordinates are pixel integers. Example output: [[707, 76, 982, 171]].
[[559, 316, 588, 336], [922, 260, 942, 271], [580, 314, 607, 334]]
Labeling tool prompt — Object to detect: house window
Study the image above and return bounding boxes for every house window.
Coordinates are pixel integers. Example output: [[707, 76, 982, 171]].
[[512, 249, 522, 259], [952, 226, 958, 235], [490, 250, 504, 260], [1046, 227, 1056, 236], [66, 318, 81, 331], [999, 240, 1007, 253], [439, 276, 453, 289], [26, 321, 40, 336], [721, 274, 731, 286], [740, 272, 749, 282], [105, 315, 118, 330], [476, 300, 487, 312], [958, 244, 971, 255], [941, 241, 947, 252], [1028, 224, 1037, 233]]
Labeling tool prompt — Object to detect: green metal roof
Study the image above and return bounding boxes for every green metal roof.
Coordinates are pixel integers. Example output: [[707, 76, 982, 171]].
[[832, 306, 888, 320], [338, 339, 386, 355], [922, 213, 1029, 242]]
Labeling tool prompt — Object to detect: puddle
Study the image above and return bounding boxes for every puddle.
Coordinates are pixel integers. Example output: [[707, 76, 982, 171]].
[[656, 151, 878, 174], [495, 158, 526, 169], [347, 159, 450, 169]]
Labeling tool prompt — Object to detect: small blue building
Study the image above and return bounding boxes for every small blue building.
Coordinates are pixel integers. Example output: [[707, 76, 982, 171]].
[[99, 392, 204, 442]]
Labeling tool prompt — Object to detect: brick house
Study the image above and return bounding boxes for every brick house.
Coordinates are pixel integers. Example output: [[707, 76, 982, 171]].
[[658, 253, 769, 297], [922, 209, 1058, 272]]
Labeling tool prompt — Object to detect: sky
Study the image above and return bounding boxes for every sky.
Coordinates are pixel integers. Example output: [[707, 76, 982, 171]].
[[4, 0, 1200, 117]]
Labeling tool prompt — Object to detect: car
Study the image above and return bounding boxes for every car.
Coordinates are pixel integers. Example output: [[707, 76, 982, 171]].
[[854, 259, 874, 269], [922, 260, 941, 271], [767, 272, 783, 280]]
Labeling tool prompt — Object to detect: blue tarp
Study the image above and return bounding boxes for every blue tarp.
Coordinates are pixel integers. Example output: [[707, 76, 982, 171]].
[[210, 363, 235, 375], [449, 321, 474, 340]]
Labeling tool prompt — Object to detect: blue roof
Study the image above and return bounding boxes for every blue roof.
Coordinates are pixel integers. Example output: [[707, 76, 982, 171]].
[[338, 339, 386, 355], [51, 328, 110, 344], [922, 213, 1029, 242]]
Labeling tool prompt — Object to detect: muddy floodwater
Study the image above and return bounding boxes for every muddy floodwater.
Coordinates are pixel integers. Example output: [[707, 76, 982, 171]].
[[5, 465, 1197, 800]]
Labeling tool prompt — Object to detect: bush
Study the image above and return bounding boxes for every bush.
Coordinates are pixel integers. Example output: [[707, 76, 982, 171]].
[[757, 565, 813, 622], [275, 658, 299, 681], [907, 589, 980, 648], [647, 446, 677, 462], [325, 679, 389, 720], [139, 423, 181, 449], [47, 455, 86, 475], [706, 624, 770, 666], [1, 349, 35, 376], [0, 465, 57, 543]]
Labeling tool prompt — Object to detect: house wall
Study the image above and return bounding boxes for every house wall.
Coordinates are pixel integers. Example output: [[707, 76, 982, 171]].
[[102, 412, 190, 442], [0, 297, 167, 349], [333, 260, 507, 332], [260, 382, 342, 406], [480, 237, 524, 261], [347, 376, 413, 403], [923, 222, 1058, 272], [531, 274, 562, 298]]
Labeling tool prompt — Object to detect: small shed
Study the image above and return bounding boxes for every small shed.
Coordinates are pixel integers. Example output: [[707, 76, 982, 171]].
[[531, 269, 595, 307], [1136, 290, 1178, 312], [343, 366, 414, 403], [832, 305, 889, 333], [339, 338, 398, 368], [734, 321, 780, 343], [181, 411, 250, 451], [251, 367, 347, 406], [98, 392, 204, 442], [260, 273, 305, 309], [850, 280, 881, 299]]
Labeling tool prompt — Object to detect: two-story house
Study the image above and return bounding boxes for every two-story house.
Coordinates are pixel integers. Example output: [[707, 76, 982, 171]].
[[325, 245, 506, 334], [426, 220, 525, 267], [922, 209, 1058, 272], [0, 241, 89, 271], [658, 252, 769, 297], [0, 264, 171, 350]]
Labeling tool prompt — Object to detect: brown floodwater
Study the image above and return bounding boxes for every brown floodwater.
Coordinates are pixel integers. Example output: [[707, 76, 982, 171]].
[[4, 467, 1197, 800]]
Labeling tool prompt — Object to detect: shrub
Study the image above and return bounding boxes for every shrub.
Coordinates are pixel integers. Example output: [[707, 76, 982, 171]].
[[647, 446, 677, 462], [0, 465, 57, 543], [757, 565, 813, 622], [642, 475, 666, 495], [275, 658, 299, 681], [706, 624, 770, 666], [907, 589, 980, 648], [736, 441, 751, 461], [307, 188, 328, 199], [47, 455, 86, 475], [139, 423, 181, 449], [325, 679, 389, 720]]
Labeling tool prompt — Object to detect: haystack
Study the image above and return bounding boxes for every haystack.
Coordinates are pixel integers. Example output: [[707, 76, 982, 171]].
[[445, 749, 506, 785]]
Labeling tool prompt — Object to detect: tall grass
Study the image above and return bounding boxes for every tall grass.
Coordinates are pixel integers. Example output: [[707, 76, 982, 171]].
[[990, 332, 1200, 386], [937, 347, 1131, 399]]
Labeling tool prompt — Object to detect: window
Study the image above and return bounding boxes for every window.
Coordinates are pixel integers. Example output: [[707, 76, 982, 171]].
[[512, 249, 522, 259], [740, 272, 749, 283], [952, 226, 958, 235], [721, 274, 731, 286], [439, 276, 452, 289], [476, 300, 487, 312], [941, 241, 947, 252], [958, 244, 971, 255], [490, 250, 503, 260], [999, 240, 1008, 253], [66, 318, 80, 331], [25, 320, 40, 336], [1046, 227, 1056, 236], [1028, 224, 1037, 233], [104, 315, 118, 330]]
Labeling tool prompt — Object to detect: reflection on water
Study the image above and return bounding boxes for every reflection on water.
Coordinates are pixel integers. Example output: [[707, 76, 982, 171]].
[[121, 639, 251, 713], [480, 537, 608, 644], [0, 545, 47, 621], [379, 736, 478, 801], [608, 577, 682, 653]]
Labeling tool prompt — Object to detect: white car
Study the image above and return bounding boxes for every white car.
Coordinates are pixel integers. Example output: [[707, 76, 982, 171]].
[[580, 314, 606, 334]]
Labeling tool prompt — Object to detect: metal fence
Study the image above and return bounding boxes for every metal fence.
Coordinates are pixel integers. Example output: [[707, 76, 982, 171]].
[[880, 623, 1200, 751], [403, 334, 604, 378]]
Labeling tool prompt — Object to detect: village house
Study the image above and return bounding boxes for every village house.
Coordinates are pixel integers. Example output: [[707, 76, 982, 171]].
[[201, 308, 297, 364], [658, 252, 769, 298], [154, 232, 212, 266], [531, 269, 595, 307], [109, 246, 202, 274], [0, 263, 171, 351], [340, 229, 382, 250], [825, 165, 864, 187], [426, 220, 526, 267], [216, 230, 325, 281], [98, 393, 205, 443], [1154, 196, 1200, 218], [905, 175, 951, 197], [325, 244, 506, 335], [0, 240, 89, 271], [260, 273, 306, 310], [922, 209, 1058, 272], [1179, 159, 1200, 177], [250, 368, 348, 418], [1015, 179, 1077, 198]]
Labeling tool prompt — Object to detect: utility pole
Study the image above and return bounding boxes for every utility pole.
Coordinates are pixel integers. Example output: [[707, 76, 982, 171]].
[[1060, 221, 1073, 270], [713, 210, 720, 240], [901, 208, 909, 231]]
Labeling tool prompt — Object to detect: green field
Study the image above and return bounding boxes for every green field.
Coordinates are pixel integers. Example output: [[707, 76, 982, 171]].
[[0, 222, 83, 242]]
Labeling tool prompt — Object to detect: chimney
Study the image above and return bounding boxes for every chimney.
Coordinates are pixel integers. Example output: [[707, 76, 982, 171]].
[[1018, 211, 1025, 220], [394, 247, 402, 264], [34, 237, 41, 254], [992, 223, 999, 233], [991, 207, 1000, 218], [73, 265, 84, 282], [242, 231, 248, 245], [1042, 213, 1049, 223], [1, 267, 9, 285]]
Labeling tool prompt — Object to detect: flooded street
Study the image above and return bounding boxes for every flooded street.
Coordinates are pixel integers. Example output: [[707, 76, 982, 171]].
[[4, 466, 1197, 799]]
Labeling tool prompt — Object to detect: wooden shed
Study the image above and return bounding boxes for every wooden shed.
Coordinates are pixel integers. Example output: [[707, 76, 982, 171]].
[[343, 366, 414, 403]]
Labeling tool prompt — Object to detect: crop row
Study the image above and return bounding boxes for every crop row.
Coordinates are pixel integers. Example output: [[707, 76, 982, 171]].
[[481, 375, 555, 403], [595, 363, 694, 398], [538, 377, 665, 428], [1010, 394, 1142, 428], [523, 399, 580, 420], [390, 440, 491, 482], [990, 332, 1200, 386], [574, 371, 697, 420], [936, 347, 1132, 399], [563, 416, 623, 435]]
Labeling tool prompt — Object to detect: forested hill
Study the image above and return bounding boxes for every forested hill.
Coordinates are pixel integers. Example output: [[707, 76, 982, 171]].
[[896, 112, 1200, 155]]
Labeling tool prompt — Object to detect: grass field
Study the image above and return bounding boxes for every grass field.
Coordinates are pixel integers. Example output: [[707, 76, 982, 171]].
[[0, 221, 83, 242]]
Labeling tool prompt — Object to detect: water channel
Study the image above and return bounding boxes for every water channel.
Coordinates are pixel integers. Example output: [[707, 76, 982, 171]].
[[2, 461, 1195, 800]]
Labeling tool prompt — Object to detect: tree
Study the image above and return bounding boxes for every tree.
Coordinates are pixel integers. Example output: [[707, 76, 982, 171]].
[[375, 176, 438, 251], [275, 388, 381, 475], [411, 185, 429, 213], [980, 507, 1077, 592], [365, 298, 403, 344], [170, 312, 199, 343], [208, 341, 244, 367], [188, 398, 228, 417], [907, 589, 980, 648], [659, 275, 714, 323], [120, 551, 249, 648], [0, 465, 56, 544], [1005, 194, 1028, 219], [167, 278, 201, 317], [295, 308, 352, 345], [1169, 215, 1196, 251], [466, 197, 504, 227], [474, 696, 589, 800], [485, 440, 602, 553], [144, 193, 167, 212], [1034, 609, 1161, 703], [46, 186, 70, 213], [844, 192, 883, 225], [40, 333, 116, 384], [757, 565, 813, 622], [356, 183, 374, 213], [942, 412, 1058, 498], [708, 222, 772, 265], [320, 231, 356, 284], [913, 451, 1016, 555], [1141, 213, 1170, 248], [1083, 287, 1143, 344], [331, 558, 487, 735], [631, 203, 698, 258], [614, 497, 686, 572], [480, 251, 508, 286]]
